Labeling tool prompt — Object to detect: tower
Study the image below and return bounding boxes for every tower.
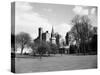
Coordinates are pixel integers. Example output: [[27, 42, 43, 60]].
[[50, 26, 56, 44], [38, 27, 43, 41], [65, 32, 69, 45]]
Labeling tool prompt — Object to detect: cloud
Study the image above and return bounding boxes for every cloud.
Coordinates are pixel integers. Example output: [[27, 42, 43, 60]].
[[90, 8, 96, 15], [16, 2, 33, 13], [72, 6, 97, 26], [15, 2, 52, 39], [15, 1, 72, 39], [89, 8, 97, 26], [55, 23, 72, 38], [43, 8, 53, 12], [73, 6, 89, 15]]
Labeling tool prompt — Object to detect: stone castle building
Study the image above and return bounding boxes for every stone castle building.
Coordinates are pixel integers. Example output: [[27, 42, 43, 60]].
[[34, 27, 56, 44], [50, 27, 56, 44]]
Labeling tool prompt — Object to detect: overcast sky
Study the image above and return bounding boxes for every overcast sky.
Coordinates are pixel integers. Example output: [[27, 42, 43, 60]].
[[14, 2, 97, 39]]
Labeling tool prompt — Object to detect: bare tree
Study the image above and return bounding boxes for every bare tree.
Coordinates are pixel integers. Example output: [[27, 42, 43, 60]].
[[55, 33, 61, 47], [71, 15, 93, 54], [37, 41, 51, 59], [15, 32, 31, 54]]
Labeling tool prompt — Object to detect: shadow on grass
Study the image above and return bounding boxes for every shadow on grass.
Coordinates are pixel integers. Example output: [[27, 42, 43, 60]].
[[15, 54, 59, 59], [15, 53, 97, 59]]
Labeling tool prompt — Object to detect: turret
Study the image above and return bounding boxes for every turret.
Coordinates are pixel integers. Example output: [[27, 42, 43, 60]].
[[38, 27, 43, 41]]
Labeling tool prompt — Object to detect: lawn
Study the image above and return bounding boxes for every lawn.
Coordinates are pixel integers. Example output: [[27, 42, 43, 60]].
[[15, 55, 97, 73]]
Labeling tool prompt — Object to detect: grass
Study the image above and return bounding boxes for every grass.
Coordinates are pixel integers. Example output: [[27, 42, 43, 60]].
[[14, 54, 97, 73]]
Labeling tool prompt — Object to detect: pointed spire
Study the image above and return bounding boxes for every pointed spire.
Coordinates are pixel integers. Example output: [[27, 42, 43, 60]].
[[51, 26, 56, 44], [51, 26, 54, 34], [51, 26, 55, 37]]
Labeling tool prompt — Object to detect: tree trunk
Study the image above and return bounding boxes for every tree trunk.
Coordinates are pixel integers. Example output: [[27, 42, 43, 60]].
[[40, 52, 42, 59], [21, 45, 24, 55], [48, 53, 50, 56]]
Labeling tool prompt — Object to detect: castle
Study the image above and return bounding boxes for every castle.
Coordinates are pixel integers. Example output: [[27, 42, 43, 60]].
[[34, 26, 71, 49], [34, 27, 56, 44]]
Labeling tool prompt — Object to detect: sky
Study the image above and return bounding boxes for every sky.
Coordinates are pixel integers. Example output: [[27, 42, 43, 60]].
[[14, 2, 97, 39]]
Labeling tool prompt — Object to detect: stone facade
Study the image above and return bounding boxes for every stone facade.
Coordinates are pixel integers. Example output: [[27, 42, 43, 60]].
[[34, 27, 56, 44]]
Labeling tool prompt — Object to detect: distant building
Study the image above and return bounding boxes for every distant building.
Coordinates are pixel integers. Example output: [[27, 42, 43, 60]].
[[50, 26, 56, 44], [59, 37, 65, 48], [65, 32, 69, 45], [34, 27, 56, 44], [38, 27, 43, 41], [42, 31, 51, 42]]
